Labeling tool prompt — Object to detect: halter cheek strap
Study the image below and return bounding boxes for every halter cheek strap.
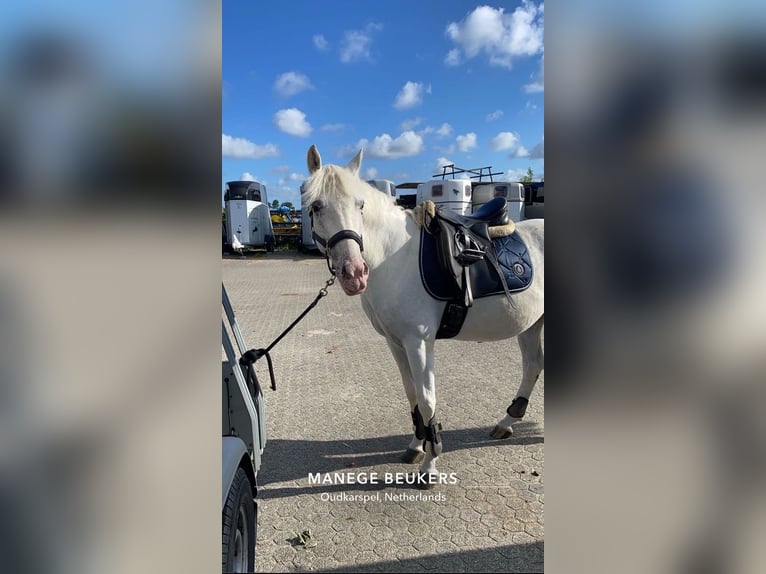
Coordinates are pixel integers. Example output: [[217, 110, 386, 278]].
[[310, 211, 365, 275]]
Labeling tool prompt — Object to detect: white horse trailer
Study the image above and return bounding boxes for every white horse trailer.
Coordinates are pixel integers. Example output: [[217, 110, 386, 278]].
[[300, 182, 318, 251], [416, 179, 472, 216], [523, 182, 545, 219], [224, 181, 275, 251], [473, 182, 525, 222], [366, 179, 396, 201]]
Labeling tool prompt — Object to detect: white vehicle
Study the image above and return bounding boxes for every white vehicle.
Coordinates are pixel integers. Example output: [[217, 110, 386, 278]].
[[222, 284, 268, 572], [366, 179, 396, 200], [523, 182, 545, 219], [224, 181, 275, 251], [299, 182, 317, 251], [473, 182, 525, 222], [416, 178, 473, 216]]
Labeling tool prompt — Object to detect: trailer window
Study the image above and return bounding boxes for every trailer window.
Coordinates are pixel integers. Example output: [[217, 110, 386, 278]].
[[431, 185, 443, 197], [465, 184, 471, 197], [227, 182, 249, 201], [494, 185, 507, 198], [247, 189, 261, 202]]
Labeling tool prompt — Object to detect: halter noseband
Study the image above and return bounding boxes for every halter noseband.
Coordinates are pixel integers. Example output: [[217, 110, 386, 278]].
[[310, 212, 364, 275]]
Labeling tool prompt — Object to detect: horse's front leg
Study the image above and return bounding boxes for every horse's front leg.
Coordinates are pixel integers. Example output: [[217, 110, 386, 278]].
[[403, 336, 443, 489], [491, 314, 544, 439], [384, 337, 425, 463]]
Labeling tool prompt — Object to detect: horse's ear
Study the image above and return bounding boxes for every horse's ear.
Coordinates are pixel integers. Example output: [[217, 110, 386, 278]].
[[307, 145, 322, 174], [346, 149, 363, 176]]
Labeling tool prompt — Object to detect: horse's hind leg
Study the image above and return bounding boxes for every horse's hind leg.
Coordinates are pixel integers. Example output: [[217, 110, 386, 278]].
[[491, 314, 544, 439], [385, 337, 425, 463]]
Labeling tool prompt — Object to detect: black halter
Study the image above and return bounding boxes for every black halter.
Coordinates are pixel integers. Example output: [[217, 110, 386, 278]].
[[310, 213, 364, 275]]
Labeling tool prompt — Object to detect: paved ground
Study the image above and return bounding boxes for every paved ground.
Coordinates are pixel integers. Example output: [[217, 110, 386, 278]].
[[224, 252, 544, 573]]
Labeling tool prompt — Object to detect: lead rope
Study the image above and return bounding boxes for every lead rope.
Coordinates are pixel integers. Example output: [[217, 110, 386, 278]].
[[239, 274, 336, 390]]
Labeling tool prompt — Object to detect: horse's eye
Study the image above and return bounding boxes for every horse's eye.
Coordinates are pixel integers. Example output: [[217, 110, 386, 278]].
[[311, 201, 322, 213], [357, 199, 365, 211]]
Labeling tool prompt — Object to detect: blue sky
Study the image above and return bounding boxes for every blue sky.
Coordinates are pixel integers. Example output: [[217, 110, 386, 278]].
[[222, 1, 544, 206]]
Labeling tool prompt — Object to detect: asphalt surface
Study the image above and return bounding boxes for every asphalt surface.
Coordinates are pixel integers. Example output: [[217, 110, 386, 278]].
[[223, 252, 544, 573]]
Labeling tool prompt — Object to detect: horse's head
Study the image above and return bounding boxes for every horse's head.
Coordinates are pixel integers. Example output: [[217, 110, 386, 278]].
[[305, 145, 370, 296]]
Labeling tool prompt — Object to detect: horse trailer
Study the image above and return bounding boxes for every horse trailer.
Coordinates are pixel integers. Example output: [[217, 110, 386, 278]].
[[473, 182, 525, 222], [416, 179, 473, 216], [366, 179, 397, 200], [299, 181, 318, 251], [523, 182, 545, 219], [224, 181, 275, 251]]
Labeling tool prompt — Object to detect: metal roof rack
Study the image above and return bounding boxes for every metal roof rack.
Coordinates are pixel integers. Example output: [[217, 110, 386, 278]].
[[432, 164, 504, 182]]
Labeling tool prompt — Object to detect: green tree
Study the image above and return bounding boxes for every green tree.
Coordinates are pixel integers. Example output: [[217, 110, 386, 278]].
[[270, 199, 280, 209], [520, 167, 534, 184], [282, 201, 295, 210]]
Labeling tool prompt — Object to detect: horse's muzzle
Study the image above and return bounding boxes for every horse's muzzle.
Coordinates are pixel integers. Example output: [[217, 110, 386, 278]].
[[339, 258, 369, 295]]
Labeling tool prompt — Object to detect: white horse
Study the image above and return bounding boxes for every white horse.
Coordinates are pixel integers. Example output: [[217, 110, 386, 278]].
[[304, 145, 544, 485]]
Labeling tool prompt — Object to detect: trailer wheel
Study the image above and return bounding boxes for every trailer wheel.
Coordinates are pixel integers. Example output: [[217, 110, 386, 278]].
[[222, 468, 255, 573]]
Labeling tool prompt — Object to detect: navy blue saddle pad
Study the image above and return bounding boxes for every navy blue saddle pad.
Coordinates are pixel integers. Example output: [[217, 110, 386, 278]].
[[419, 227, 534, 301]]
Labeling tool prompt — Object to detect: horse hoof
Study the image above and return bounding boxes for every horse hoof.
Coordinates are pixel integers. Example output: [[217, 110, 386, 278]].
[[490, 425, 513, 439], [402, 448, 425, 464]]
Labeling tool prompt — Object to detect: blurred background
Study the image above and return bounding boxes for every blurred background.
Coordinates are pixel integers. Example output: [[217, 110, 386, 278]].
[[1, 1, 765, 573], [546, 2, 766, 574], [0, 1, 221, 573]]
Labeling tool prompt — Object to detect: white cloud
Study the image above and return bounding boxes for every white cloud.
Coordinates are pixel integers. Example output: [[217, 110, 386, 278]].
[[401, 117, 423, 131], [240, 172, 256, 181], [456, 132, 477, 152], [364, 167, 378, 180], [436, 123, 453, 137], [340, 23, 383, 63], [313, 34, 328, 50], [445, 2, 543, 69], [486, 109, 504, 122], [524, 55, 544, 93], [222, 134, 279, 159], [273, 108, 312, 137], [274, 71, 314, 97], [490, 131, 520, 151], [357, 131, 424, 159], [288, 172, 305, 181], [445, 48, 461, 66], [514, 146, 530, 158], [418, 125, 435, 136], [505, 168, 528, 181], [434, 156, 454, 172], [394, 81, 426, 110], [270, 165, 290, 174], [320, 123, 347, 132]]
